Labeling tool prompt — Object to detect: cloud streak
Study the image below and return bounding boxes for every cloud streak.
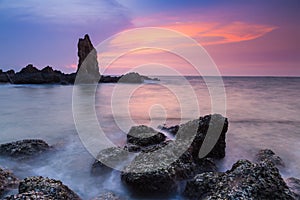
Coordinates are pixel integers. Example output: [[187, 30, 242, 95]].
[[0, 0, 130, 25]]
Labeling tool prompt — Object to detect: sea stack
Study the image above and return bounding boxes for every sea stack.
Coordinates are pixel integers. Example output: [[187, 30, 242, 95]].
[[76, 34, 101, 83]]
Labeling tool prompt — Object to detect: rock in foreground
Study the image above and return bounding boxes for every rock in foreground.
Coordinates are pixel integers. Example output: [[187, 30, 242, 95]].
[[4, 191, 51, 200], [0, 168, 19, 197], [0, 139, 51, 159], [17, 176, 81, 200], [92, 147, 130, 175], [255, 149, 285, 167], [121, 141, 217, 193], [127, 125, 166, 147], [176, 114, 228, 160], [184, 159, 295, 199]]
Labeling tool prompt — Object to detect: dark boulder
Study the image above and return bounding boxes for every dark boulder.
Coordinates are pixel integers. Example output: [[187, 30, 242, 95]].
[[175, 114, 228, 160], [18, 176, 81, 200], [127, 125, 166, 147], [255, 149, 285, 167], [121, 140, 217, 193], [92, 147, 130, 175], [0, 168, 19, 197], [0, 139, 51, 159], [286, 177, 300, 199], [184, 159, 296, 199]]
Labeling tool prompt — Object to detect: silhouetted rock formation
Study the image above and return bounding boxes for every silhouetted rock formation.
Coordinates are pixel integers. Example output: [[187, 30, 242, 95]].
[[0, 34, 159, 84], [76, 34, 100, 83]]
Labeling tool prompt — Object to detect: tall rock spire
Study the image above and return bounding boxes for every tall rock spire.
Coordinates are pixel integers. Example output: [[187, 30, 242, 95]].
[[76, 34, 100, 83]]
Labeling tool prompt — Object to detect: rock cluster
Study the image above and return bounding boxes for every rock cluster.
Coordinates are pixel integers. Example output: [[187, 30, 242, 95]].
[[184, 159, 296, 199], [90, 114, 227, 194], [0, 64, 76, 84], [5, 176, 81, 200], [0, 139, 51, 159]]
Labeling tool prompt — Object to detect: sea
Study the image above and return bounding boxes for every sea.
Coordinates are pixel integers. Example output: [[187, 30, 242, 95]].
[[0, 76, 299, 199]]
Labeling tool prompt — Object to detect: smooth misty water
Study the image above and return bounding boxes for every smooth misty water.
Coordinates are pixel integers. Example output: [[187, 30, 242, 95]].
[[0, 76, 299, 199]]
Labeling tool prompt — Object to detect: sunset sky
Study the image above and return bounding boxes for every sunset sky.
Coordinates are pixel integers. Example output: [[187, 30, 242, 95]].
[[0, 0, 299, 76]]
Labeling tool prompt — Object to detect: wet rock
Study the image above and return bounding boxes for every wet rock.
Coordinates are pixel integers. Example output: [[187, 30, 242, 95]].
[[0, 139, 51, 159], [4, 191, 51, 200], [92, 147, 130, 175], [18, 176, 81, 200], [92, 192, 122, 200], [176, 114, 228, 160], [121, 140, 217, 193], [76, 34, 100, 83], [255, 149, 285, 167], [286, 177, 300, 199], [184, 159, 296, 199], [127, 125, 166, 147], [0, 167, 19, 197]]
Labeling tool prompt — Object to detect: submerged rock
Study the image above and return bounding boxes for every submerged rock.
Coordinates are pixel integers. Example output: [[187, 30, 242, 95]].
[[0, 168, 19, 197], [0, 139, 51, 159], [286, 177, 300, 199], [184, 159, 296, 199], [18, 176, 81, 200], [127, 125, 166, 147], [255, 149, 285, 167]]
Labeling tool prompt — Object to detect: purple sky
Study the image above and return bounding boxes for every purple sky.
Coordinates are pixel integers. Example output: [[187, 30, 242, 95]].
[[0, 0, 299, 76]]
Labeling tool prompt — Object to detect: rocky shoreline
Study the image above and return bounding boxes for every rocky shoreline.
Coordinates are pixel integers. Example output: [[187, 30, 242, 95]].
[[0, 34, 159, 85], [0, 114, 299, 199]]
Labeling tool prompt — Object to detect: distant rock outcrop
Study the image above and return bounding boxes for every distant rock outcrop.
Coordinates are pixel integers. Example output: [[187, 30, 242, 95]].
[[76, 34, 100, 83]]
